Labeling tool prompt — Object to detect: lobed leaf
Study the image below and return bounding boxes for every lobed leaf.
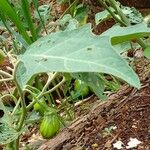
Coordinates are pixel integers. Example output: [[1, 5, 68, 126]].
[[16, 24, 140, 89], [101, 23, 150, 45]]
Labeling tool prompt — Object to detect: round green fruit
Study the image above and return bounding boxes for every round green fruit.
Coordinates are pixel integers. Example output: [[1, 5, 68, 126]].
[[40, 113, 60, 139], [74, 79, 89, 98], [33, 101, 46, 115]]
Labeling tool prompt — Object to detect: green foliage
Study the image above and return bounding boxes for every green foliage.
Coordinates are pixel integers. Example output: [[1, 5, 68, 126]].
[[95, 5, 143, 25], [95, 7, 114, 25], [0, 0, 32, 44], [34, 4, 51, 23], [0, 123, 20, 145], [40, 112, 61, 139], [101, 23, 150, 45], [144, 47, 150, 59], [72, 73, 107, 100], [121, 6, 143, 24], [21, 0, 38, 41], [74, 79, 90, 98], [16, 24, 141, 89]]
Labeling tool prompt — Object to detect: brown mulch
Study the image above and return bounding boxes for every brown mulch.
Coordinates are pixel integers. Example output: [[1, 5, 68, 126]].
[[35, 84, 150, 150], [0, 58, 14, 92]]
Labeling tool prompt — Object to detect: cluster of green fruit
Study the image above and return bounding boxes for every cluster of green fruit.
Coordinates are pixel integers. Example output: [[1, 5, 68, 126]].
[[74, 79, 90, 98], [33, 101, 60, 139], [33, 79, 89, 139], [39, 112, 61, 139]]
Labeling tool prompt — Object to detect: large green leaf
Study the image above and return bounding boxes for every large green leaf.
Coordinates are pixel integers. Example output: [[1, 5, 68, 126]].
[[0, 123, 20, 145], [16, 24, 140, 89], [0, 101, 21, 145], [101, 23, 150, 45]]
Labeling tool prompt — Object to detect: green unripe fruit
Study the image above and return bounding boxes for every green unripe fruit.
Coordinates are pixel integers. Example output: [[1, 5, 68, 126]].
[[40, 113, 60, 139], [33, 102, 45, 115], [74, 79, 89, 98]]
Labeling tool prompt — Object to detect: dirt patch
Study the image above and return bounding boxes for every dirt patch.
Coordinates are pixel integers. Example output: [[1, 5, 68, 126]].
[[37, 85, 150, 150], [0, 58, 14, 92]]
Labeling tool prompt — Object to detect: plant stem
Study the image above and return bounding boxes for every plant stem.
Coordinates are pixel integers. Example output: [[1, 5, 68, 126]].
[[42, 77, 65, 97], [12, 98, 21, 115], [0, 70, 12, 78], [52, 80, 63, 101], [109, 0, 130, 25], [33, 0, 48, 34], [13, 61, 27, 149], [0, 78, 13, 82], [26, 76, 65, 111], [98, 0, 148, 49], [98, 0, 126, 26], [1, 94, 18, 104], [26, 72, 59, 110], [59, 0, 79, 19], [40, 72, 58, 95]]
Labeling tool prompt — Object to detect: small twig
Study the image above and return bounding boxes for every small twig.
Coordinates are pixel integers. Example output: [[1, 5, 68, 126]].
[[0, 70, 12, 78], [12, 98, 21, 115], [41, 76, 66, 97], [104, 130, 122, 149], [0, 78, 13, 82]]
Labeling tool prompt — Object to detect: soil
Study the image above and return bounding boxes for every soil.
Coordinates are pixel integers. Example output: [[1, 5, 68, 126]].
[[36, 85, 150, 150], [0, 59, 14, 97]]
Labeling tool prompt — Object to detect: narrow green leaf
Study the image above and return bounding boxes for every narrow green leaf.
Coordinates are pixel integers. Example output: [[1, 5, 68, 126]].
[[0, 0, 32, 44], [101, 23, 150, 45], [144, 47, 150, 59], [21, 0, 38, 41]]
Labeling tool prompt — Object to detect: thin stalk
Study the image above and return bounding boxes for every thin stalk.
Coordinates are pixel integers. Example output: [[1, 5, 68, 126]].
[[25, 85, 40, 93], [42, 77, 65, 96], [32, 0, 48, 34], [52, 80, 63, 101], [1, 94, 18, 104], [12, 98, 21, 115], [59, 0, 79, 19], [98, 0, 126, 26], [40, 72, 58, 95], [26, 72, 58, 110], [0, 78, 13, 82], [0, 70, 12, 78], [26, 76, 65, 111], [13, 62, 27, 132], [0, 75, 12, 94], [109, 0, 130, 25], [56, 77, 65, 97], [98, 0, 148, 49]]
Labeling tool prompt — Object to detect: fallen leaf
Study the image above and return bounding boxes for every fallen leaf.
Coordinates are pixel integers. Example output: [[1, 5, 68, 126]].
[[126, 138, 142, 149], [113, 140, 123, 149]]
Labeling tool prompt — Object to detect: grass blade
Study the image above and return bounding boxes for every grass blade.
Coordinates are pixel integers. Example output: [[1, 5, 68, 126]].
[[0, 0, 32, 44]]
